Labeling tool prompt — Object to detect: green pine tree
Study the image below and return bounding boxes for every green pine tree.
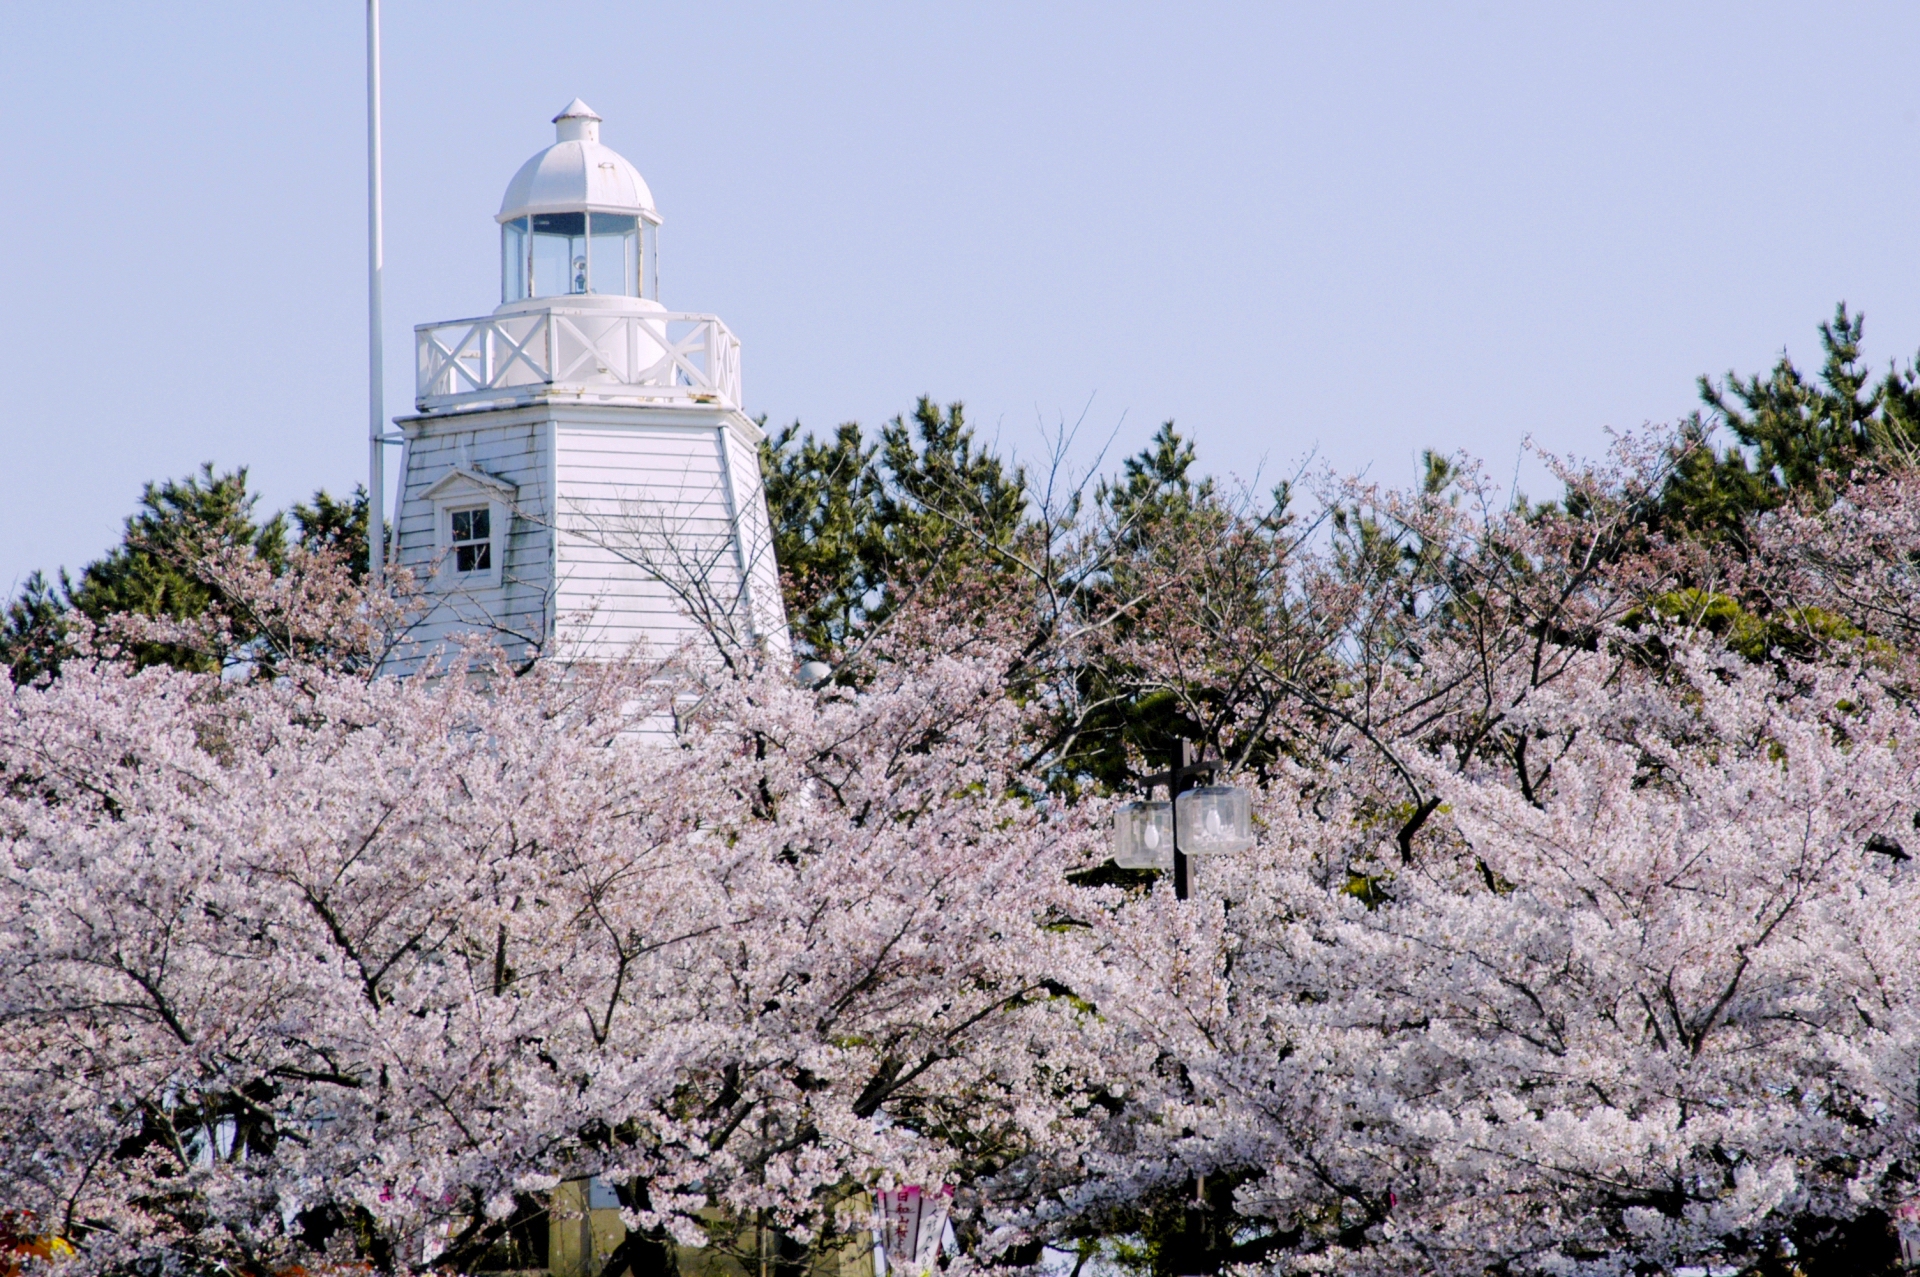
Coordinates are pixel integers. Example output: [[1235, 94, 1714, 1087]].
[[1661, 303, 1920, 541], [291, 484, 376, 581], [61, 463, 286, 673], [0, 467, 377, 680], [761, 396, 1026, 659], [0, 571, 67, 686]]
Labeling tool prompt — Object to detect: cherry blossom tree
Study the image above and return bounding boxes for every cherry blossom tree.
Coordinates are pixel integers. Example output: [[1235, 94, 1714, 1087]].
[[1022, 447, 1920, 1276], [0, 553, 1127, 1276], [1073, 642, 1920, 1274], [19, 426, 1920, 1277]]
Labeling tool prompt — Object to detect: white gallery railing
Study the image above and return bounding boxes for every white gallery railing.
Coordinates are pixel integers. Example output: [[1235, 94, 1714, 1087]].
[[415, 307, 742, 412]]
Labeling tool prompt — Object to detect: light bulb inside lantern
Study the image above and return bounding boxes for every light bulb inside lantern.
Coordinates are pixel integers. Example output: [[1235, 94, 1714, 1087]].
[[1206, 809, 1222, 835], [1113, 801, 1172, 869], [572, 256, 588, 293]]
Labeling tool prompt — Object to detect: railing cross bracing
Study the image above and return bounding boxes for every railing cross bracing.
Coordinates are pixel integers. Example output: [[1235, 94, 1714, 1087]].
[[415, 308, 742, 413]]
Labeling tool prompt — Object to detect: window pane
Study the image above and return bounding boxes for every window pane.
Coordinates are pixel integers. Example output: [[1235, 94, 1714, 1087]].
[[450, 507, 492, 574], [589, 214, 638, 296], [532, 233, 569, 298], [501, 219, 528, 302], [449, 503, 491, 572], [531, 212, 587, 297]]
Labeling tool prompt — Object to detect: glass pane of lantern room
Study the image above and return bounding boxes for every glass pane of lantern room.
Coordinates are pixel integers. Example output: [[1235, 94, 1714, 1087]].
[[589, 214, 638, 296], [531, 212, 587, 297], [501, 219, 528, 302]]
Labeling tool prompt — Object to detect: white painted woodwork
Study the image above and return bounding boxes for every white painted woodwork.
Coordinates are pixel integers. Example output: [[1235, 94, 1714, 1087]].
[[415, 308, 740, 413]]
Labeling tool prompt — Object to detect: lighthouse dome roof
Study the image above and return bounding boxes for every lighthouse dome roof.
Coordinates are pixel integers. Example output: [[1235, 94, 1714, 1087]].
[[497, 99, 657, 224]]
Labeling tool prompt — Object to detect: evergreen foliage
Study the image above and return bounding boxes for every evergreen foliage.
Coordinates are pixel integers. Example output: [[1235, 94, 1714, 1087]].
[[0, 467, 374, 679], [291, 483, 376, 580], [0, 571, 65, 687], [1660, 303, 1920, 541], [1069, 422, 1269, 790], [63, 464, 287, 672], [761, 395, 1025, 658]]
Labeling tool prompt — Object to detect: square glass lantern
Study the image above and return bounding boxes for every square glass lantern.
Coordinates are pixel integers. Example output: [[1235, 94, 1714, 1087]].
[[1112, 801, 1174, 869], [1175, 785, 1255, 855]]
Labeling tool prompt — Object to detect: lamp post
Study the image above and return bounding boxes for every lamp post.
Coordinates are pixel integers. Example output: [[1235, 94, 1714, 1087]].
[[1112, 740, 1255, 899]]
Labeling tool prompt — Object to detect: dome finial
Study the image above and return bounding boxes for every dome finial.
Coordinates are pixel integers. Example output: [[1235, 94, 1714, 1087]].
[[553, 98, 602, 143]]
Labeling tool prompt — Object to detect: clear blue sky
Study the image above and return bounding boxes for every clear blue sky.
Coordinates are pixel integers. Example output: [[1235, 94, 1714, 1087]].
[[4, 2, 1919, 592]]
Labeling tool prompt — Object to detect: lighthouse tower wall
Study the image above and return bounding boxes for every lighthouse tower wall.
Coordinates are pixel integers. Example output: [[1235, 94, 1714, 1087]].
[[547, 407, 780, 663]]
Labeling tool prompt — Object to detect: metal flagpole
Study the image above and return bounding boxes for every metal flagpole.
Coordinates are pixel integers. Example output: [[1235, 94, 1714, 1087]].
[[366, 0, 386, 587]]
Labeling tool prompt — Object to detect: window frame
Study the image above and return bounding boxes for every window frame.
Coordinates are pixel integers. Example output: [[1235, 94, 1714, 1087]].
[[447, 504, 495, 576]]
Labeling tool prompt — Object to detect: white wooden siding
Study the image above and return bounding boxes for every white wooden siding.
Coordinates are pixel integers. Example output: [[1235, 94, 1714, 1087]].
[[553, 422, 748, 662], [386, 402, 789, 674], [719, 421, 790, 660], [389, 415, 553, 673]]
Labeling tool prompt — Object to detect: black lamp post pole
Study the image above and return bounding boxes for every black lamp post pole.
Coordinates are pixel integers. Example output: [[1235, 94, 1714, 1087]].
[[1144, 739, 1218, 901], [1169, 740, 1195, 900]]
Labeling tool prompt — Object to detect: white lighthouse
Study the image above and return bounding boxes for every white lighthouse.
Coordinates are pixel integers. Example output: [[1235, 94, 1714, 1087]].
[[391, 100, 786, 670]]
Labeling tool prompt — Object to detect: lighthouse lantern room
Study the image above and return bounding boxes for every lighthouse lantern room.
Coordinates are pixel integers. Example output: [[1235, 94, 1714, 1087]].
[[497, 99, 660, 304], [391, 101, 786, 672]]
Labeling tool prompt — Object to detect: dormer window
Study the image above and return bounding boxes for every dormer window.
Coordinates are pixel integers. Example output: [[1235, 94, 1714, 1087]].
[[422, 464, 517, 590], [449, 507, 492, 573]]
